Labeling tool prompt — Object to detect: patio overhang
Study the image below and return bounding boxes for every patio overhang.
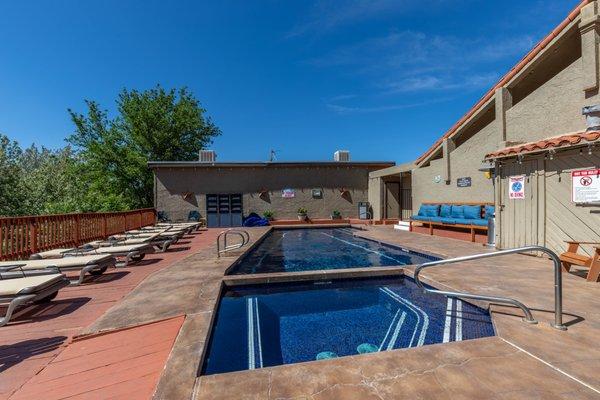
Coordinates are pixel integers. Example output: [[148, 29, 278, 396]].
[[484, 130, 600, 160]]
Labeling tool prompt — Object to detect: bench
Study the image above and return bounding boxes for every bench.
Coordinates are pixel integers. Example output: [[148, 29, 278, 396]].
[[559, 241, 600, 282], [410, 202, 494, 242]]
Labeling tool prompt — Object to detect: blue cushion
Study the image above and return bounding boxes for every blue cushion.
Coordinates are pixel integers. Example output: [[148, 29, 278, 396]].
[[440, 217, 457, 224], [417, 205, 427, 216], [453, 218, 488, 226], [463, 205, 481, 219], [412, 215, 430, 222], [440, 204, 452, 218], [424, 205, 440, 217], [429, 217, 444, 223], [484, 205, 495, 219], [450, 205, 465, 219]]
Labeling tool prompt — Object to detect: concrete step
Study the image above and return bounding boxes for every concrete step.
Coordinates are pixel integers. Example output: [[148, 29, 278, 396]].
[[394, 224, 410, 231]]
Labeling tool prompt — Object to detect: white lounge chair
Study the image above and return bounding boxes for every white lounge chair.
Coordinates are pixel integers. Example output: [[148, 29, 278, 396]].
[[69, 243, 155, 267], [0, 273, 70, 327], [3, 255, 117, 285]]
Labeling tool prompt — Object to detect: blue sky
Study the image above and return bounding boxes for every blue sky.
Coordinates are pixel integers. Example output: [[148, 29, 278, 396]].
[[0, 0, 579, 163]]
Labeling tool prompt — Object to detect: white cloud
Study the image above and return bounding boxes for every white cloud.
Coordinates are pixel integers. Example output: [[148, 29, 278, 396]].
[[326, 96, 454, 114]]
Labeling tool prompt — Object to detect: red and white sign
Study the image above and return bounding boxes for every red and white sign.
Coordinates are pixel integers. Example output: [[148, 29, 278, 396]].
[[572, 169, 600, 203], [508, 175, 526, 200]]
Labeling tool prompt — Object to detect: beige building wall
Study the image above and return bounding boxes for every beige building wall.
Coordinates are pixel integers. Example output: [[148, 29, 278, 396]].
[[412, 118, 498, 211], [154, 165, 384, 221]]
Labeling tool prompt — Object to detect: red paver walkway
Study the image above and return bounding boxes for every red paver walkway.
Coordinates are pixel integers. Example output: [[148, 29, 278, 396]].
[[0, 229, 219, 399], [10, 316, 185, 400]]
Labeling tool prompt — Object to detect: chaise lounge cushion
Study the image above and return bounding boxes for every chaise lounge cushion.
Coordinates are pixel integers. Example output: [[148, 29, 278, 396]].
[[463, 205, 482, 219], [440, 204, 452, 218]]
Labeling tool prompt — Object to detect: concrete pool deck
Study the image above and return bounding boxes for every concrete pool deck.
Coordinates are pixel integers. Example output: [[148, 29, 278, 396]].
[[3, 225, 600, 399]]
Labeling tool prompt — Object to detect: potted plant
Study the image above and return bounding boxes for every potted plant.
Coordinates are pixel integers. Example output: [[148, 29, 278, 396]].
[[297, 207, 308, 221], [331, 210, 342, 220], [263, 210, 274, 221]]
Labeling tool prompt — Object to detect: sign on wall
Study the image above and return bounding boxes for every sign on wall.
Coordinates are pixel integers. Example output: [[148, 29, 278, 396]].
[[572, 168, 600, 203], [508, 175, 525, 200], [311, 189, 323, 199], [281, 188, 295, 198], [457, 177, 472, 187]]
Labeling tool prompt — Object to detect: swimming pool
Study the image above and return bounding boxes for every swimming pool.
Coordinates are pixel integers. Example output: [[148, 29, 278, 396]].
[[228, 227, 439, 274], [202, 277, 495, 375]]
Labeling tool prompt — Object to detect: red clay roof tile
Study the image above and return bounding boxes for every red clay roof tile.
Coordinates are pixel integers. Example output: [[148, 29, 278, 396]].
[[485, 130, 600, 159]]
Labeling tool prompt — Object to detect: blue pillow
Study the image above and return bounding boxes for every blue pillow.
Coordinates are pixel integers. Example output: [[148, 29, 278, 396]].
[[450, 205, 465, 219], [463, 205, 481, 219], [425, 205, 440, 217], [440, 204, 452, 218], [417, 205, 427, 216], [485, 205, 495, 219]]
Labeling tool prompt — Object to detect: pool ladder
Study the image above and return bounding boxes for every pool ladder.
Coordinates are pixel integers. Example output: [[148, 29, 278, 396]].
[[414, 246, 567, 330], [216, 229, 250, 257]]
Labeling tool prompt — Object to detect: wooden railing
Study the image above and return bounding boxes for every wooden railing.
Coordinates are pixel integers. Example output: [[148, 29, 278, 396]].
[[0, 208, 156, 261]]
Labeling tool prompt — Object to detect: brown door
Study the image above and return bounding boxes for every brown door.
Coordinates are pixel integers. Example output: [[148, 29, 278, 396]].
[[385, 182, 401, 219]]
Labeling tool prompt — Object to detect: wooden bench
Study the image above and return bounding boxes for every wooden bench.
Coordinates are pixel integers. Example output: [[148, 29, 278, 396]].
[[559, 241, 600, 282], [409, 202, 492, 243]]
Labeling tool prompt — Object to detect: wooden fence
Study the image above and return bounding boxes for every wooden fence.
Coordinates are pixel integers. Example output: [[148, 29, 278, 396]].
[[0, 208, 156, 261]]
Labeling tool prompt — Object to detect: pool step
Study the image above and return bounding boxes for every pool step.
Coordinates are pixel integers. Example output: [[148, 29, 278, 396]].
[[394, 221, 410, 231]]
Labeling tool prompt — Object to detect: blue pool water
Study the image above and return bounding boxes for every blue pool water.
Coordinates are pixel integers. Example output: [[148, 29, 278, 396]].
[[202, 277, 495, 375], [229, 228, 439, 274]]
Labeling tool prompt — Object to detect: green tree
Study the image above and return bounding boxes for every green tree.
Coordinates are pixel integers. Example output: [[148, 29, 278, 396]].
[[68, 85, 220, 210], [0, 135, 25, 216]]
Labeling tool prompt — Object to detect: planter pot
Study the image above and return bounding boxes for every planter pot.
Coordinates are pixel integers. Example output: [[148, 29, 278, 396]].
[[331, 215, 342, 220], [298, 214, 307, 221]]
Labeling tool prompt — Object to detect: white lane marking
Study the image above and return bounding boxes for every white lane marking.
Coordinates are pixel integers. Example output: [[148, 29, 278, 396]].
[[379, 309, 400, 351], [320, 232, 404, 264], [381, 288, 419, 347], [501, 337, 600, 395], [443, 297, 453, 343], [381, 287, 429, 347], [247, 298, 255, 369], [254, 298, 264, 368], [387, 311, 407, 350], [455, 299, 463, 342]]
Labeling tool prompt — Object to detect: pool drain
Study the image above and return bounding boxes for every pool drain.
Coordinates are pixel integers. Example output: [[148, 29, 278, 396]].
[[357, 343, 378, 354], [316, 351, 338, 360]]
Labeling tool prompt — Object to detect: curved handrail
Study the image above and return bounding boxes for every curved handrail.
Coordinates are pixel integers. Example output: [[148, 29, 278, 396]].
[[414, 245, 566, 330], [216, 229, 250, 257]]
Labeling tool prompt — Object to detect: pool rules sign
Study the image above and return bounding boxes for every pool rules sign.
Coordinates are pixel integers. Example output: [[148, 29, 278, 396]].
[[508, 175, 525, 200], [572, 168, 600, 203]]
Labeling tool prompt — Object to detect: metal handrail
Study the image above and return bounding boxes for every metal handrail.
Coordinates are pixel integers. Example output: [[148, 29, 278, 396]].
[[414, 245, 567, 330], [216, 229, 250, 257]]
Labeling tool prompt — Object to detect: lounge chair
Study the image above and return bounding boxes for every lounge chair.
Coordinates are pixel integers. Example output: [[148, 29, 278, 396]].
[[559, 241, 600, 282], [104, 231, 174, 252], [0, 273, 70, 327], [4, 255, 117, 285], [71, 243, 156, 267]]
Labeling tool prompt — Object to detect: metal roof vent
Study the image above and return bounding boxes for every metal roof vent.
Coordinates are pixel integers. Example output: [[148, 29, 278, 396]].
[[582, 105, 600, 131], [334, 150, 350, 162], [199, 150, 217, 163]]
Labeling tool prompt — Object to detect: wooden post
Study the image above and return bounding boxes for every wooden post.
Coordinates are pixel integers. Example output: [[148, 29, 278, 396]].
[[471, 227, 476, 242], [429, 223, 434, 236], [139, 210, 143, 229], [75, 214, 81, 246], [102, 214, 107, 238], [30, 218, 38, 255]]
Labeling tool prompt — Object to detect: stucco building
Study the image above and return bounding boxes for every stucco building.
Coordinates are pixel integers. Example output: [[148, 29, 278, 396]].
[[369, 0, 600, 254], [149, 157, 393, 227]]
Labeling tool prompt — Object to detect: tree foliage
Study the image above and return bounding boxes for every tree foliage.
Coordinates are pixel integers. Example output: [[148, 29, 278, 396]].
[[68, 85, 220, 210], [0, 85, 220, 216]]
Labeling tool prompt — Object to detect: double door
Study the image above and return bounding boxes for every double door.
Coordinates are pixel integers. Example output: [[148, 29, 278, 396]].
[[206, 194, 243, 228]]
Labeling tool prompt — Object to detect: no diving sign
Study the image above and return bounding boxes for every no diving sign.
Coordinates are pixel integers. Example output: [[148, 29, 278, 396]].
[[509, 175, 525, 200], [572, 169, 600, 203]]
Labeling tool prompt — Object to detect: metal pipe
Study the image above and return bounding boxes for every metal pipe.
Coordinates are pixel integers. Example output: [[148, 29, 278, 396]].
[[216, 229, 250, 257], [413, 245, 566, 330]]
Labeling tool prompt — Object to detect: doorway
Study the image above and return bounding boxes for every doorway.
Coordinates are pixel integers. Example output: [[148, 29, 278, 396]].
[[206, 194, 243, 228]]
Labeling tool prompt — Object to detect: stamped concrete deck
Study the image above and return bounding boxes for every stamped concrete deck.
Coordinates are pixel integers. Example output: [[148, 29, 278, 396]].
[[4, 225, 600, 399]]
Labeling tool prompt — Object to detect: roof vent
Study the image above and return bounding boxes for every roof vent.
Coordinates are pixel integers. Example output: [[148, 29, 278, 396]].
[[582, 105, 600, 131], [199, 150, 217, 163], [334, 150, 350, 162]]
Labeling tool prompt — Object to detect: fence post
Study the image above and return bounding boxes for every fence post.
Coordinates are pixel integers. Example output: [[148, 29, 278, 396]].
[[75, 214, 81, 246], [30, 218, 38, 255], [139, 210, 143, 228], [102, 214, 107, 238]]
